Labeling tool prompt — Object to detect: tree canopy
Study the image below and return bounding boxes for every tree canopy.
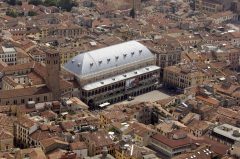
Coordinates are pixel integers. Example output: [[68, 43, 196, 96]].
[[28, 0, 75, 11]]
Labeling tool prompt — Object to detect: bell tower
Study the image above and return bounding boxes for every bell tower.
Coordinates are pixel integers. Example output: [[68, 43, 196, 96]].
[[45, 48, 60, 100]]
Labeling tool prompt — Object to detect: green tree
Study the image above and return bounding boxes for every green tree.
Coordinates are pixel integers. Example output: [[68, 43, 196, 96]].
[[16, 1, 22, 5], [28, 11, 37, 16], [6, 9, 18, 17], [7, 0, 17, 5], [58, 0, 74, 11], [44, 0, 58, 6], [28, 0, 43, 5]]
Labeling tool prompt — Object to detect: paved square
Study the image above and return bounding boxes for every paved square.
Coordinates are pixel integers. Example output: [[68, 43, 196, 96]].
[[112, 90, 170, 106]]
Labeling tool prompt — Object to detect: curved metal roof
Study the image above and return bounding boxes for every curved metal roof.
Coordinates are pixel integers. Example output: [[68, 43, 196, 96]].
[[63, 41, 154, 77]]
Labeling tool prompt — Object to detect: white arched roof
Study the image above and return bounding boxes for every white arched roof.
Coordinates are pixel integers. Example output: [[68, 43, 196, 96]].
[[64, 41, 154, 77]]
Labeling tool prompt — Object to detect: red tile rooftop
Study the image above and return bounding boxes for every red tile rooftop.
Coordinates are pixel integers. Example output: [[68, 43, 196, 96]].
[[151, 133, 192, 149]]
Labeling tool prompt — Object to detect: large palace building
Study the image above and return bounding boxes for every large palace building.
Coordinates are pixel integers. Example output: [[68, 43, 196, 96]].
[[64, 41, 160, 108]]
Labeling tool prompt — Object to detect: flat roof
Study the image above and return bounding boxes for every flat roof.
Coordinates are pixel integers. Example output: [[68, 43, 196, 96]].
[[82, 65, 160, 91], [213, 124, 240, 142]]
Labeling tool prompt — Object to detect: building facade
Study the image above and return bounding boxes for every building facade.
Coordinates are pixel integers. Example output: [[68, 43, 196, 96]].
[[64, 41, 160, 108], [0, 46, 17, 65], [45, 49, 60, 100], [195, 0, 224, 13], [14, 116, 38, 148], [0, 130, 14, 151], [150, 133, 192, 157], [163, 64, 210, 89]]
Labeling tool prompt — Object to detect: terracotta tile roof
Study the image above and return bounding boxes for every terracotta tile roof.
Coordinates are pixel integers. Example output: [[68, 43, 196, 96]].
[[128, 122, 154, 137], [81, 130, 114, 148], [0, 60, 7, 71], [17, 116, 36, 129], [0, 86, 50, 99], [60, 120, 77, 131], [40, 137, 68, 150], [17, 148, 47, 159], [214, 83, 240, 96], [0, 152, 14, 159], [229, 31, 240, 39], [196, 95, 220, 106], [0, 113, 15, 134], [47, 149, 76, 159], [48, 125, 62, 133], [210, 11, 234, 19], [27, 72, 45, 85], [29, 130, 56, 141], [151, 133, 192, 149], [194, 136, 230, 156], [60, 79, 73, 90], [188, 119, 210, 131], [101, 110, 129, 123], [0, 129, 13, 140], [40, 110, 57, 120], [47, 149, 67, 159], [2, 62, 34, 73], [70, 141, 87, 150]]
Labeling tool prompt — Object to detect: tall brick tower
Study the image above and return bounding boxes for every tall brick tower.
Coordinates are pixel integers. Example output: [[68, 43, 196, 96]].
[[45, 48, 60, 100]]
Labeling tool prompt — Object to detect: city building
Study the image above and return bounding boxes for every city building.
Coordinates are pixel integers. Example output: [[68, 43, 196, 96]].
[[64, 41, 160, 107], [0, 45, 17, 65], [0, 129, 14, 151], [80, 130, 115, 157], [187, 119, 210, 137], [45, 48, 60, 100], [150, 132, 192, 157], [195, 0, 224, 13], [163, 64, 210, 89], [0, 48, 73, 105], [210, 124, 240, 146], [115, 144, 157, 159], [14, 116, 38, 148], [15, 148, 47, 159], [70, 141, 88, 158], [209, 11, 237, 24], [140, 37, 182, 79]]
